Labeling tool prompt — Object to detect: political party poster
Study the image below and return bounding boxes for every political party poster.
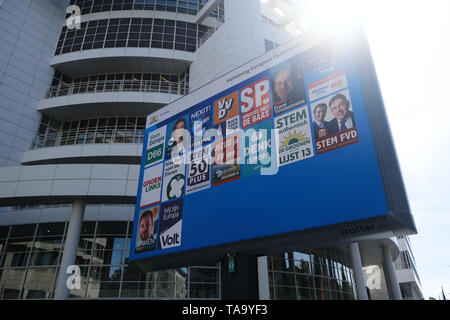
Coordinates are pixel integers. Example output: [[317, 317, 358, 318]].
[[212, 133, 240, 186], [275, 106, 314, 166], [308, 70, 348, 102], [304, 47, 339, 81], [190, 104, 212, 150], [165, 115, 189, 160], [242, 119, 273, 177], [158, 199, 183, 250], [161, 155, 186, 202], [145, 126, 166, 167], [311, 89, 359, 154], [271, 59, 307, 116], [135, 206, 160, 253], [186, 144, 212, 195], [213, 90, 240, 137], [140, 162, 163, 208], [241, 77, 272, 129]]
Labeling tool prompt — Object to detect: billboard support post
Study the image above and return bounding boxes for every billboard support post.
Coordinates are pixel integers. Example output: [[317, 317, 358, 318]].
[[257, 256, 270, 300], [349, 242, 369, 300], [221, 253, 259, 300], [381, 244, 402, 300]]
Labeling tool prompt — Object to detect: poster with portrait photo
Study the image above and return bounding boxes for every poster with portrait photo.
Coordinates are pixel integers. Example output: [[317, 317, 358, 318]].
[[189, 104, 212, 151], [271, 58, 307, 116], [165, 115, 190, 160], [311, 89, 359, 154], [135, 206, 160, 254]]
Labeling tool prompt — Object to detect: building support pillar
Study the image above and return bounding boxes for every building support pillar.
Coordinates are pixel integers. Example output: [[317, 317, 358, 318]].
[[257, 256, 270, 300], [381, 244, 402, 300], [221, 253, 259, 300], [349, 242, 369, 300], [54, 200, 86, 300]]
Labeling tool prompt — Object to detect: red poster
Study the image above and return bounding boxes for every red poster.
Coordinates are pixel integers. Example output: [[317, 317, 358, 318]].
[[240, 77, 272, 128]]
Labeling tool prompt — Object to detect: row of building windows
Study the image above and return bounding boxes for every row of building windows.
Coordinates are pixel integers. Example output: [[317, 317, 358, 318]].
[[33, 116, 147, 149], [48, 70, 190, 98], [56, 17, 211, 55], [267, 250, 356, 300], [0, 218, 357, 300], [68, 0, 222, 18], [395, 250, 414, 270], [0, 219, 221, 299]]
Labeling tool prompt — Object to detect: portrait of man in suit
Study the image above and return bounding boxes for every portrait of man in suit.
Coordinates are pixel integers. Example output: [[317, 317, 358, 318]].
[[313, 103, 330, 138], [271, 61, 307, 115], [135, 207, 159, 253], [327, 93, 355, 134]]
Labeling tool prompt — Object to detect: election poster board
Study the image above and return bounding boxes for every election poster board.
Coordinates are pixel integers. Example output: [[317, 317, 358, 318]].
[[130, 24, 416, 270]]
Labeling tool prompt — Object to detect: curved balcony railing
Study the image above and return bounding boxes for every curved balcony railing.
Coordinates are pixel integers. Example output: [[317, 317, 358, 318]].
[[198, 20, 223, 48], [31, 128, 145, 150], [47, 79, 189, 99]]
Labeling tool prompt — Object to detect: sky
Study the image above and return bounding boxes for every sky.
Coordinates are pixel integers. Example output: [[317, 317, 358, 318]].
[[364, 1, 450, 300], [296, 0, 450, 299]]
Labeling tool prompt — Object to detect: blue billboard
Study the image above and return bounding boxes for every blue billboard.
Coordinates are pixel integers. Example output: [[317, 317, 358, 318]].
[[130, 25, 416, 270]]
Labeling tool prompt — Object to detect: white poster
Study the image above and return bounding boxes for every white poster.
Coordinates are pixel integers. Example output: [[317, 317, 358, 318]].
[[161, 155, 186, 202], [186, 144, 212, 195], [275, 106, 314, 167], [140, 163, 164, 208]]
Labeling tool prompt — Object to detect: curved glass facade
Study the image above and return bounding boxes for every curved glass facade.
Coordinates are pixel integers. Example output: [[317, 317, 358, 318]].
[[48, 70, 190, 98], [56, 17, 210, 55], [0, 206, 355, 300], [69, 0, 221, 17], [32, 116, 146, 149], [268, 249, 356, 300]]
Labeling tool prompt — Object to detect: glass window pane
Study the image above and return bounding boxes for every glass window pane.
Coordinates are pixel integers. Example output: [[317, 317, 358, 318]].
[[89, 265, 122, 282], [0, 268, 26, 299], [96, 221, 127, 235], [87, 281, 120, 298], [36, 223, 66, 237], [10, 224, 36, 238], [0, 226, 9, 239], [189, 267, 218, 283], [274, 286, 297, 299], [23, 267, 57, 299], [80, 221, 96, 235], [189, 283, 219, 299]]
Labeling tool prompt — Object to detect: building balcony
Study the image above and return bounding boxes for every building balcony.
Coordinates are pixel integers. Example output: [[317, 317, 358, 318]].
[[51, 47, 195, 78], [46, 79, 189, 99], [22, 128, 144, 165], [0, 164, 139, 206], [38, 79, 186, 120]]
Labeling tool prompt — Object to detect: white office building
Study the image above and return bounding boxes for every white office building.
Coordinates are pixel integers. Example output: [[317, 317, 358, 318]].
[[0, 0, 422, 299]]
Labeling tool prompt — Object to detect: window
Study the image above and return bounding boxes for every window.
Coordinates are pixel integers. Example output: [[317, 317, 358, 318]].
[[56, 17, 210, 55]]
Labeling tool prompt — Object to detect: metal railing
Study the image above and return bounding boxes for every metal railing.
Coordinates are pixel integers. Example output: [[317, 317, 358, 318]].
[[46, 79, 190, 99], [31, 128, 145, 150], [198, 20, 224, 48]]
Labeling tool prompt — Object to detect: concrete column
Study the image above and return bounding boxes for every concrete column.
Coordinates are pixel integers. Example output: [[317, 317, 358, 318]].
[[348, 242, 369, 300], [257, 256, 270, 300], [221, 253, 259, 299], [381, 245, 403, 300], [54, 200, 86, 300]]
